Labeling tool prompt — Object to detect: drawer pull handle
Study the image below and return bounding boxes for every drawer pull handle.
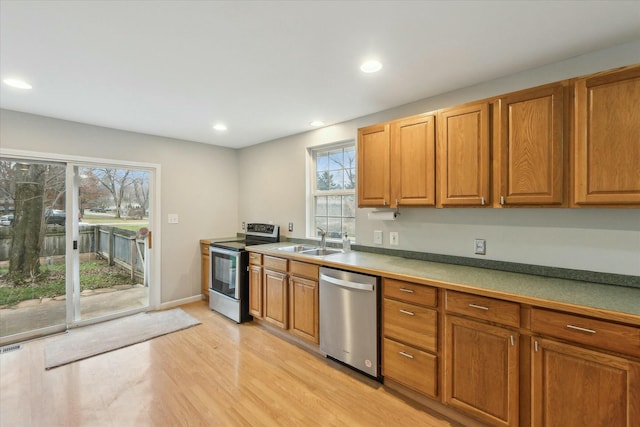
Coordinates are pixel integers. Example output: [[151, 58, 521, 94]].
[[469, 304, 489, 311], [399, 351, 414, 359], [399, 309, 415, 316], [399, 288, 415, 293], [566, 324, 596, 334]]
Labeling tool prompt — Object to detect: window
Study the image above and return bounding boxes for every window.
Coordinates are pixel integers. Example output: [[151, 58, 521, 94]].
[[310, 143, 356, 240]]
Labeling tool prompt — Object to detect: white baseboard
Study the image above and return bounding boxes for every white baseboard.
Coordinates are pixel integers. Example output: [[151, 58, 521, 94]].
[[158, 295, 203, 310]]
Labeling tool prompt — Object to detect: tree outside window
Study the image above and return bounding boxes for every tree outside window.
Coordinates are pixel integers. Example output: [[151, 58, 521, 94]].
[[311, 144, 355, 240]]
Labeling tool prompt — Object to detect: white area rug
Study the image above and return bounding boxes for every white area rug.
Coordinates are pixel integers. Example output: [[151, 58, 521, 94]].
[[44, 308, 200, 369]]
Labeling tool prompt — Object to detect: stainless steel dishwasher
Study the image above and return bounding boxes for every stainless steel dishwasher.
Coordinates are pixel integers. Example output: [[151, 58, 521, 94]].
[[319, 266, 380, 379]]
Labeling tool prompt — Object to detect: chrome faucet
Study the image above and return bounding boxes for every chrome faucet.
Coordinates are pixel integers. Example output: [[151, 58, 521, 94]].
[[317, 227, 327, 250]]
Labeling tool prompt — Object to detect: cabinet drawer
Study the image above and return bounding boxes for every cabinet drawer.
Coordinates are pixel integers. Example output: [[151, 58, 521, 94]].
[[263, 255, 287, 272], [531, 308, 640, 358], [445, 290, 520, 328], [289, 260, 319, 280], [249, 252, 262, 265], [384, 278, 437, 307], [383, 338, 438, 398], [384, 298, 437, 352]]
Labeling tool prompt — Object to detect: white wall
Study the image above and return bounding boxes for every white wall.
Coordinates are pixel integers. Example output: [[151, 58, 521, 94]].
[[0, 109, 239, 303], [238, 40, 640, 276]]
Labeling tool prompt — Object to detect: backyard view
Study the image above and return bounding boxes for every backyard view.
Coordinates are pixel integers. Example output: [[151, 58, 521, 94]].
[[0, 159, 151, 341]]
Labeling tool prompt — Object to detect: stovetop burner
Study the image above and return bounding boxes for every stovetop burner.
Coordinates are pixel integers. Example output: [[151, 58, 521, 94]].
[[210, 223, 280, 251]]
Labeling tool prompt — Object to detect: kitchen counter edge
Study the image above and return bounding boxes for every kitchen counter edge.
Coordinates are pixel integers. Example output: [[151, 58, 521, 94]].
[[246, 242, 640, 327]]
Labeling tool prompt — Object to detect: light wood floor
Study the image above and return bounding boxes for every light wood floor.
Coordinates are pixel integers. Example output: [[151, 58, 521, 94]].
[[1, 301, 462, 426]]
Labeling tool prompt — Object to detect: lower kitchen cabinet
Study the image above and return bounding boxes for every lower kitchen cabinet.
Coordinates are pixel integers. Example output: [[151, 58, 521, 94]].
[[444, 301, 519, 427], [288, 260, 319, 343], [383, 337, 438, 398], [248, 264, 263, 317], [531, 337, 640, 427], [382, 278, 439, 398], [262, 255, 289, 329], [263, 268, 288, 329], [289, 274, 319, 343], [200, 241, 210, 300]]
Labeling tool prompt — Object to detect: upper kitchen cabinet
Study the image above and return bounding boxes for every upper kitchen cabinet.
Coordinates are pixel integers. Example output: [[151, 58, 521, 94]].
[[493, 82, 568, 207], [391, 113, 436, 207], [573, 64, 640, 206], [358, 123, 390, 207], [437, 101, 491, 207], [358, 114, 436, 208]]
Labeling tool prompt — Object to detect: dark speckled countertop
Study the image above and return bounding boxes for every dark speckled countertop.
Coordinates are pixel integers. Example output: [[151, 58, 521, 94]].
[[247, 242, 640, 326]]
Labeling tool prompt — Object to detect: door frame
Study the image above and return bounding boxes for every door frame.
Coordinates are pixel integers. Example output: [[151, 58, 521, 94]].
[[0, 148, 162, 332]]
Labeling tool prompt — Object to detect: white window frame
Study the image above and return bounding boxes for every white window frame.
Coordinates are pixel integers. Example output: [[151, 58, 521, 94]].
[[307, 140, 356, 242]]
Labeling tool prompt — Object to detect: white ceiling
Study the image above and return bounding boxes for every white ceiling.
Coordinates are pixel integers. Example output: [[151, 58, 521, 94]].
[[1, 1, 640, 149]]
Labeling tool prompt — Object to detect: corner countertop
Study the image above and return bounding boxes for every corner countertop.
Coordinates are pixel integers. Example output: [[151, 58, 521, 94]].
[[247, 242, 640, 326]]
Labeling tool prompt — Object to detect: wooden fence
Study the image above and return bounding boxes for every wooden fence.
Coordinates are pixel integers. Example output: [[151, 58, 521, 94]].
[[0, 225, 147, 285]]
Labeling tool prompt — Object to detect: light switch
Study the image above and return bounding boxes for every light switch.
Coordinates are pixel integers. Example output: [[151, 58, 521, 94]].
[[168, 214, 179, 224]]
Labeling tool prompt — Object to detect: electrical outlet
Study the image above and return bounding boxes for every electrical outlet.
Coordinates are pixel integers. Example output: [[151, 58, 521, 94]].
[[390, 232, 399, 246], [373, 230, 383, 245], [241, 222, 245, 230], [474, 239, 486, 255], [288, 222, 293, 232], [168, 214, 179, 224]]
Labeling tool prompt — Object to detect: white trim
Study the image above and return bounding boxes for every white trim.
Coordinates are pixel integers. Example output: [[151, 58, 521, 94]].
[[158, 295, 203, 310], [306, 140, 356, 239], [0, 147, 163, 317], [0, 147, 160, 170]]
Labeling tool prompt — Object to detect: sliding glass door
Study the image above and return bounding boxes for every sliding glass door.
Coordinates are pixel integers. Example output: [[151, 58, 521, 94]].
[[0, 159, 68, 341], [74, 165, 151, 322], [0, 155, 156, 344]]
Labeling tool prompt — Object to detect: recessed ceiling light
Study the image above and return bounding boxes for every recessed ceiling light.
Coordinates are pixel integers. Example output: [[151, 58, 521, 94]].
[[212, 123, 227, 131], [310, 120, 325, 127], [3, 78, 32, 89], [360, 60, 382, 73]]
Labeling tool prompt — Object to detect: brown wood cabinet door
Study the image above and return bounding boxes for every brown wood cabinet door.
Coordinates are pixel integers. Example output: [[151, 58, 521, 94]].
[[289, 275, 319, 343], [248, 265, 263, 318], [531, 337, 640, 427], [494, 83, 566, 206], [574, 65, 640, 205], [263, 269, 288, 329], [201, 252, 210, 300], [390, 113, 436, 207], [437, 102, 490, 207], [358, 123, 390, 207], [444, 315, 519, 427]]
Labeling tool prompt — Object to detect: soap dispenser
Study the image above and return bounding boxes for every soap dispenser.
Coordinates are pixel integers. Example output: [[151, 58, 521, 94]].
[[342, 233, 351, 252]]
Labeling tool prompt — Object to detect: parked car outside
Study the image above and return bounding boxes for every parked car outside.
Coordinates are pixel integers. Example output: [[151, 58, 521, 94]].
[[0, 213, 14, 226], [45, 209, 66, 225]]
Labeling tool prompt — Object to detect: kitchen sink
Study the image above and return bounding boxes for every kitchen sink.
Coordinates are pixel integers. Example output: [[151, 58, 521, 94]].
[[275, 245, 344, 256], [276, 244, 318, 253], [299, 248, 343, 256]]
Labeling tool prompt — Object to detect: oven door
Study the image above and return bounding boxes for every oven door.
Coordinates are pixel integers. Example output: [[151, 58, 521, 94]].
[[209, 246, 241, 299]]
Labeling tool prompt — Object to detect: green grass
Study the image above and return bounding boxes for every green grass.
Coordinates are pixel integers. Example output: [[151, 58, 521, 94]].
[[0, 260, 137, 306]]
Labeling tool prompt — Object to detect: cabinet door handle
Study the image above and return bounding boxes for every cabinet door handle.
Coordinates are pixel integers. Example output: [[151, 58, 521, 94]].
[[534, 340, 539, 352], [399, 288, 415, 293], [468, 303, 489, 311], [566, 324, 596, 334], [399, 351, 414, 359], [500, 196, 505, 205], [481, 197, 485, 206], [510, 335, 515, 346], [399, 309, 415, 316]]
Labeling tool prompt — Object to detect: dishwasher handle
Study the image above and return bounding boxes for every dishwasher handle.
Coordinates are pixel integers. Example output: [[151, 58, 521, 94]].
[[320, 274, 375, 292]]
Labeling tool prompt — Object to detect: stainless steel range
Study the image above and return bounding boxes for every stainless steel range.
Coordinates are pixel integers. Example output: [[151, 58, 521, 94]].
[[208, 223, 279, 323]]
